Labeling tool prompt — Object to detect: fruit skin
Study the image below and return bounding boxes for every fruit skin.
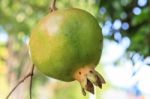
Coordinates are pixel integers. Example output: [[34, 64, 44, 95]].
[[29, 8, 103, 81]]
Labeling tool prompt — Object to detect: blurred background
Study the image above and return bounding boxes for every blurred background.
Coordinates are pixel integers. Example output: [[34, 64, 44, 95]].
[[0, 0, 150, 99]]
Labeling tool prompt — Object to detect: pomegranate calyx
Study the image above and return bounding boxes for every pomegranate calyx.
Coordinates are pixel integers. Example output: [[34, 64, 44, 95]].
[[74, 66, 105, 95]]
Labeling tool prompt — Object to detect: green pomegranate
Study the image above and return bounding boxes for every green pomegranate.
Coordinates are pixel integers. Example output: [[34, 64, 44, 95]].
[[29, 8, 105, 95]]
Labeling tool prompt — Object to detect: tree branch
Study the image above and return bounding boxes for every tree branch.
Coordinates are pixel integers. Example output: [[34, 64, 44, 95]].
[[29, 64, 34, 99], [6, 64, 35, 99]]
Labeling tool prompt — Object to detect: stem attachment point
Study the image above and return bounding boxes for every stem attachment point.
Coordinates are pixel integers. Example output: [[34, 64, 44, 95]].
[[50, 0, 57, 12]]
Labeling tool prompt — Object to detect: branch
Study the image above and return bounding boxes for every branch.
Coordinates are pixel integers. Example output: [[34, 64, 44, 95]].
[[6, 64, 35, 99], [29, 64, 34, 99]]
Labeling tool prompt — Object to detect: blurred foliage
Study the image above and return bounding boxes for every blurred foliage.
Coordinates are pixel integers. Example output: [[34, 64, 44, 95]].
[[0, 0, 150, 99], [100, 0, 150, 57], [0, 0, 149, 57]]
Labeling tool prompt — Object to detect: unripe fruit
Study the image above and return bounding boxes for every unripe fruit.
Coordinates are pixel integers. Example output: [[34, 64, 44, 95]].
[[29, 8, 105, 95]]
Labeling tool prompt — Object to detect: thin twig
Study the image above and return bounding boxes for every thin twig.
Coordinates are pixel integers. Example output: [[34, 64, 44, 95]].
[[6, 64, 35, 99], [29, 64, 34, 99]]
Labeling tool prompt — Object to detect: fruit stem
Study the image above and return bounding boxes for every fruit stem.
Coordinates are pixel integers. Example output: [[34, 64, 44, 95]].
[[50, 0, 57, 12], [74, 66, 105, 96]]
